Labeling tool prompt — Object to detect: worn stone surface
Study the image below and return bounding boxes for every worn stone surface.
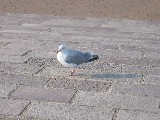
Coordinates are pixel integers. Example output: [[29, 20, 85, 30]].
[[143, 75, 160, 86], [0, 98, 30, 116], [0, 13, 160, 119], [0, 72, 49, 86], [111, 82, 160, 98], [11, 86, 76, 103], [0, 63, 42, 75], [46, 77, 112, 92], [73, 91, 160, 113], [23, 101, 115, 120], [0, 115, 46, 120], [0, 83, 17, 98], [116, 110, 160, 120]]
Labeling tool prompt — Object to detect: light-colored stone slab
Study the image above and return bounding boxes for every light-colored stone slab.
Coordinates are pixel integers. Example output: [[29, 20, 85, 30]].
[[0, 98, 30, 116], [73, 91, 160, 113], [0, 115, 46, 120], [144, 75, 160, 86], [0, 83, 16, 98], [0, 72, 49, 86], [0, 63, 42, 75], [46, 78, 112, 92], [116, 110, 160, 120], [11, 86, 76, 103], [111, 82, 160, 98], [23, 101, 114, 120]]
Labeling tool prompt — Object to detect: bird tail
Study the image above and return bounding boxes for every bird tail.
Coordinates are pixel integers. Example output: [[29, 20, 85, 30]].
[[86, 55, 99, 63]]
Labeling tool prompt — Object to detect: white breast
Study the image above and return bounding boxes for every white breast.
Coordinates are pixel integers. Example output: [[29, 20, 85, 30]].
[[57, 51, 78, 68], [57, 52, 67, 66]]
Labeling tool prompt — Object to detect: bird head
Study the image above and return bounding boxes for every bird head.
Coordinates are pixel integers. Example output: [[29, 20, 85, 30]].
[[54, 44, 66, 53]]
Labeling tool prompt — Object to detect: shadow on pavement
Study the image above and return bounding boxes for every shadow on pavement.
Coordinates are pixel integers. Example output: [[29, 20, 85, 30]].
[[91, 73, 140, 79]]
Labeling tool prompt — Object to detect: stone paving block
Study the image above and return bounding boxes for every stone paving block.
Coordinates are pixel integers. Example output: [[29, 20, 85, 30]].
[[145, 66, 160, 75], [3, 40, 57, 52], [144, 52, 160, 59], [0, 98, 30, 116], [123, 65, 160, 76], [122, 65, 147, 74], [11, 86, 76, 103], [42, 19, 101, 27], [36, 66, 69, 77], [78, 62, 123, 73], [144, 75, 160, 86], [105, 57, 160, 66], [25, 51, 56, 59], [0, 29, 38, 34], [116, 110, 160, 120], [46, 77, 112, 92], [36, 66, 93, 78], [23, 101, 114, 120], [0, 115, 46, 120], [0, 83, 17, 98], [0, 55, 29, 63], [73, 91, 160, 113], [0, 48, 27, 56], [24, 57, 58, 67], [0, 32, 36, 39], [0, 72, 49, 86], [0, 63, 42, 75], [111, 82, 160, 98], [0, 41, 10, 48]]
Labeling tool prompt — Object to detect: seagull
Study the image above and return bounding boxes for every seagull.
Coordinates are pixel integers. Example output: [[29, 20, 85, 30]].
[[54, 44, 99, 76]]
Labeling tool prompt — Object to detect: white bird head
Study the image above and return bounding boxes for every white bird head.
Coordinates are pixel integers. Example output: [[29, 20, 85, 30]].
[[54, 44, 67, 53]]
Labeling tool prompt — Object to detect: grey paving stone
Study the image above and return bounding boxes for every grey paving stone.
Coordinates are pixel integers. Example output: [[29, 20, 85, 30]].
[[0, 30, 38, 34], [73, 91, 160, 113], [111, 82, 160, 98], [78, 62, 123, 73], [46, 77, 112, 92], [119, 44, 160, 54], [0, 115, 46, 120], [145, 66, 160, 75], [36, 66, 69, 77], [36, 66, 93, 78], [23, 101, 114, 120], [42, 18, 101, 27], [144, 52, 160, 59], [24, 57, 59, 67], [0, 98, 30, 116], [122, 65, 148, 74], [0, 42, 10, 48], [11, 86, 76, 103], [0, 55, 29, 63], [122, 65, 160, 76], [144, 75, 160, 86], [116, 110, 160, 120], [0, 47, 27, 56], [0, 63, 42, 75], [0, 72, 49, 86], [0, 83, 17, 98]]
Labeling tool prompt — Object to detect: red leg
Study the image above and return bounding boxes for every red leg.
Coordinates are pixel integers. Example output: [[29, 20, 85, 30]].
[[70, 69, 75, 76]]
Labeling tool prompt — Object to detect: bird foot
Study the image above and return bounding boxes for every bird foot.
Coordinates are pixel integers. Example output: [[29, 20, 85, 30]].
[[70, 69, 75, 76], [66, 69, 75, 76]]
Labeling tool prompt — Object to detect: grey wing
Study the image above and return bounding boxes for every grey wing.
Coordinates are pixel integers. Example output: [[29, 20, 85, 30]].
[[65, 50, 91, 65]]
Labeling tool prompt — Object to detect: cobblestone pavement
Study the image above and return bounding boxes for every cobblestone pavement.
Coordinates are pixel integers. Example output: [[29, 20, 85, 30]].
[[0, 13, 160, 120]]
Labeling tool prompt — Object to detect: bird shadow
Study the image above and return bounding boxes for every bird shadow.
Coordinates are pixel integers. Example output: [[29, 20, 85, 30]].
[[91, 73, 140, 79]]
